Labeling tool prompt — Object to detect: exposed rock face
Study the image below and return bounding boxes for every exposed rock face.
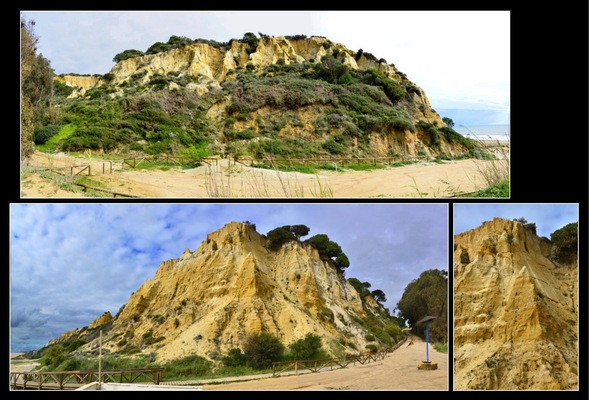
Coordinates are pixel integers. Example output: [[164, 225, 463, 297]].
[[56, 221, 387, 363], [88, 311, 113, 329], [453, 218, 578, 390], [59, 34, 441, 127]]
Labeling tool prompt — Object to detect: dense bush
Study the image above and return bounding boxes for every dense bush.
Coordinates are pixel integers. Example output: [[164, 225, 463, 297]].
[[53, 80, 74, 97], [162, 354, 213, 377], [243, 332, 284, 370], [34, 124, 61, 144], [113, 49, 145, 63], [221, 348, 248, 367], [39, 344, 67, 368], [286, 333, 329, 361]]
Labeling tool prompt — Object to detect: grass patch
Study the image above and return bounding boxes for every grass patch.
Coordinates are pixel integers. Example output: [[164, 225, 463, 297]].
[[344, 163, 385, 171], [251, 164, 320, 174], [37, 124, 77, 151], [462, 180, 509, 198], [75, 176, 109, 189], [390, 160, 417, 168], [433, 342, 448, 353]]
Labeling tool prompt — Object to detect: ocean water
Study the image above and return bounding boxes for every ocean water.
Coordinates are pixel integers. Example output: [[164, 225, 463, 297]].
[[453, 124, 509, 142]]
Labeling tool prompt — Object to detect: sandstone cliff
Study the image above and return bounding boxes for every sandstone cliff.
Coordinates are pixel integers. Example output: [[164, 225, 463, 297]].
[[453, 217, 578, 390], [59, 34, 438, 125], [47, 34, 482, 160], [51, 221, 391, 363]]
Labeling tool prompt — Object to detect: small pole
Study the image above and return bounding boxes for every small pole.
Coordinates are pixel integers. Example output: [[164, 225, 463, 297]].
[[425, 321, 430, 362], [98, 330, 102, 390], [416, 315, 438, 369]]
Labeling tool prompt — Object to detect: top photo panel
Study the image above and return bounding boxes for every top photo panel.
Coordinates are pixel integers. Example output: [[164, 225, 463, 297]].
[[20, 10, 510, 199]]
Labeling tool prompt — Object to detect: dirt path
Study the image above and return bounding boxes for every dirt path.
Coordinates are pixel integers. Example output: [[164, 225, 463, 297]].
[[203, 336, 448, 391], [20, 150, 508, 198]]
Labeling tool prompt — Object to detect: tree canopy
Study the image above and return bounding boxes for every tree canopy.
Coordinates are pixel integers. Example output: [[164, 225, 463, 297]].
[[396, 269, 447, 342], [21, 16, 54, 160], [550, 222, 578, 264], [305, 234, 350, 273], [266, 225, 310, 251]]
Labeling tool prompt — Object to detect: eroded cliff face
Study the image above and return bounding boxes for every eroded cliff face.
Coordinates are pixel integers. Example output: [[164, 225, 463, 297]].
[[59, 35, 441, 127], [453, 218, 578, 390], [63, 221, 384, 363]]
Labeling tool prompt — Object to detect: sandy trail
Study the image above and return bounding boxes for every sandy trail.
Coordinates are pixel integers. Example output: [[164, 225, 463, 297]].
[[203, 336, 448, 391], [20, 148, 508, 198]]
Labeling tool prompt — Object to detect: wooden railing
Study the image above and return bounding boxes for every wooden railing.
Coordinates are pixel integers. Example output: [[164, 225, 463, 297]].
[[247, 155, 432, 169], [272, 350, 389, 377], [9, 368, 164, 390]]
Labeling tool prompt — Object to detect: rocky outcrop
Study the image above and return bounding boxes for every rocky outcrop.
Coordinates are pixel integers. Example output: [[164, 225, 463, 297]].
[[59, 34, 441, 127], [53, 221, 389, 363], [453, 218, 578, 390], [88, 311, 113, 329]]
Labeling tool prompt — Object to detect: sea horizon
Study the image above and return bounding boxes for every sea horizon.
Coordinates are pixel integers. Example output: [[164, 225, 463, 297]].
[[453, 124, 509, 142]]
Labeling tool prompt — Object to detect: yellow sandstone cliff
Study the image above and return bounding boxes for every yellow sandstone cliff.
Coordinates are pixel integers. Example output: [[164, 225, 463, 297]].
[[453, 217, 578, 390], [66, 221, 386, 363]]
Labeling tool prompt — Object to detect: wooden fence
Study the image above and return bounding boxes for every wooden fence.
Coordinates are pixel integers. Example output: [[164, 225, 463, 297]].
[[272, 350, 389, 377], [122, 155, 219, 168], [244, 155, 432, 169], [10, 368, 164, 390], [72, 183, 140, 198]]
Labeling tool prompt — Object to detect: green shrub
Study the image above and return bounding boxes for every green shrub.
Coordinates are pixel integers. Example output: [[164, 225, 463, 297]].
[[221, 348, 247, 367], [53, 80, 74, 97], [161, 355, 213, 378], [146, 41, 170, 55], [40, 345, 67, 368], [34, 124, 61, 144], [65, 339, 86, 353], [323, 137, 346, 154], [384, 323, 404, 342], [113, 49, 145, 63], [550, 222, 578, 263], [54, 356, 86, 372], [365, 344, 378, 353], [243, 332, 284, 370], [317, 307, 335, 324], [287, 333, 329, 360]]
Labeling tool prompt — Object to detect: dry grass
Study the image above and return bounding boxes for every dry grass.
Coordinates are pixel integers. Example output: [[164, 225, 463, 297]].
[[474, 139, 510, 188], [409, 138, 510, 198], [204, 157, 334, 198]]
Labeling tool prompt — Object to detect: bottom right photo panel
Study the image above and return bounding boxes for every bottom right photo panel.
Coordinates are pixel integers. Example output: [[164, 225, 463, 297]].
[[452, 203, 579, 391]]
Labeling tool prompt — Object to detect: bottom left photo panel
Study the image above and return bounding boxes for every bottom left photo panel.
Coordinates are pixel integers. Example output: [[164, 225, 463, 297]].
[[10, 202, 449, 391]]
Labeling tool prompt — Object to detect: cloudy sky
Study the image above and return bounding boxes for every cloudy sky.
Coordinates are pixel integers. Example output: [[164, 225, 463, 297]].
[[20, 10, 510, 126], [10, 202, 448, 352], [453, 203, 579, 238]]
